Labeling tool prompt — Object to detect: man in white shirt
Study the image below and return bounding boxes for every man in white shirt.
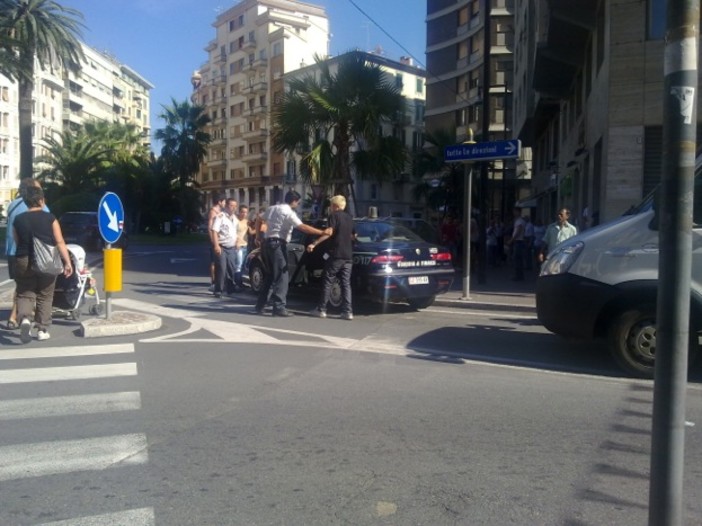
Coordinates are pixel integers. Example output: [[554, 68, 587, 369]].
[[211, 198, 238, 298], [508, 207, 526, 281], [538, 208, 578, 263]]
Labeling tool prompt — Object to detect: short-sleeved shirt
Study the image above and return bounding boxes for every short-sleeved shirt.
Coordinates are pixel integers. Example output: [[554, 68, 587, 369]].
[[512, 217, 525, 241], [211, 213, 237, 248], [5, 197, 49, 256], [326, 210, 354, 260], [263, 204, 302, 243], [542, 221, 578, 251], [13, 210, 57, 258]]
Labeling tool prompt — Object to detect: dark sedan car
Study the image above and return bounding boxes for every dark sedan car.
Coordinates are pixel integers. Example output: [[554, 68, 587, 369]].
[[247, 218, 454, 310], [59, 211, 128, 252]]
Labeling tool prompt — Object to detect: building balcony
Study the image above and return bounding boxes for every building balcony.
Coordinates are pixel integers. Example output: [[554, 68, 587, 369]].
[[245, 175, 271, 187], [242, 128, 268, 141], [242, 81, 268, 95], [242, 37, 256, 50], [62, 110, 83, 125], [245, 104, 268, 117], [242, 151, 267, 164], [243, 58, 268, 73], [533, 2, 595, 98], [206, 158, 227, 168]]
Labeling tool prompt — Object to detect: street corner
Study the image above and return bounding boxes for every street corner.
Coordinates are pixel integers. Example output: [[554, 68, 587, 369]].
[[0, 287, 13, 309], [80, 310, 162, 338]]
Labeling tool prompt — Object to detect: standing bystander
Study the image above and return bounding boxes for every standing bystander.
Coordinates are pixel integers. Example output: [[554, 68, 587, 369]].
[[307, 195, 355, 320], [211, 198, 238, 297], [253, 191, 327, 317], [507, 207, 526, 281], [233, 204, 249, 290], [538, 208, 578, 263], [207, 193, 226, 292]]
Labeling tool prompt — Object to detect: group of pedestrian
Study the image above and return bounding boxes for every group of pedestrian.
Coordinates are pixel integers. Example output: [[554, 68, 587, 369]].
[[208, 193, 255, 298], [4, 178, 73, 343], [206, 190, 356, 320]]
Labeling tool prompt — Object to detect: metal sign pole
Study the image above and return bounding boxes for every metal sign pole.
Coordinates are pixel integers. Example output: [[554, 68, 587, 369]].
[[462, 163, 473, 299]]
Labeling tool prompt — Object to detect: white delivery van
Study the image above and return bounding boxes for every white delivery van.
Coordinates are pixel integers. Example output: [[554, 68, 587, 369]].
[[536, 168, 702, 378]]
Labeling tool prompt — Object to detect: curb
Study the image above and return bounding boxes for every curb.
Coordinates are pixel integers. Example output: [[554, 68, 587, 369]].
[[80, 310, 162, 338], [433, 297, 536, 314]]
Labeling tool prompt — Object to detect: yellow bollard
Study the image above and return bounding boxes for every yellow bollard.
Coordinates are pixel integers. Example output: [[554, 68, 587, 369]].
[[103, 248, 122, 292]]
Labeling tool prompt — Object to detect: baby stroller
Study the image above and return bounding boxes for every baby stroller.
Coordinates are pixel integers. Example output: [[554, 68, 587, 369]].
[[52, 244, 102, 320]]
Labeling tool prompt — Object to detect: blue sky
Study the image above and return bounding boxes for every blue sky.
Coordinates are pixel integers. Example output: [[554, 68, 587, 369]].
[[57, 0, 427, 150]]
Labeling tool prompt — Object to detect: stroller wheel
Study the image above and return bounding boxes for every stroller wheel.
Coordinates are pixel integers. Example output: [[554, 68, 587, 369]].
[[69, 310, 82, 321], [89, 304, 103, 316]]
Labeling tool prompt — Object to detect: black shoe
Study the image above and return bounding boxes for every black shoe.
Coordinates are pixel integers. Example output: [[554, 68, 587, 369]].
[[272, 309, 294, 317]]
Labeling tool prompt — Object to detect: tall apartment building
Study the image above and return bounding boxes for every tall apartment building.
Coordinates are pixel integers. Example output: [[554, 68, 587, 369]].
[[191, 0, 329, 211], [0, 43, 153, 207], [283, 51, 427, 219], [425, 0, 520, 220], [514, 0, 702, 226]]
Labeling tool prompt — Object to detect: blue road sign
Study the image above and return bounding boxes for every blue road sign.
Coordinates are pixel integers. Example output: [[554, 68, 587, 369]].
[[98, 192, 124, 245], [444, 139, 521, 163]]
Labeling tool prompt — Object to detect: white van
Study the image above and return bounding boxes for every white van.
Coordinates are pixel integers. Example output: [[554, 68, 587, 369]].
[[536, 170, 702, 378]]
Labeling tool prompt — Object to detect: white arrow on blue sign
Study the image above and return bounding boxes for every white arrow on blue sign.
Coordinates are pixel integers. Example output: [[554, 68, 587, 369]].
[[98, 192, 124, 245], [444, 139, 521, 163]]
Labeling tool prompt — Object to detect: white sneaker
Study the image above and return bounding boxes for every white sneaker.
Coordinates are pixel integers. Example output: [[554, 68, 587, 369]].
[[340, 312, 353, 320], [37, 330, 50, 341], [20, 318, 32, 343], [309, 308, 327, 318]]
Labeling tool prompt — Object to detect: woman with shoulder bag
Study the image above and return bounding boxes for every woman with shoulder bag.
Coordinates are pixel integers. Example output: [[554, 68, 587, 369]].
[[12, 186, 73, 343]]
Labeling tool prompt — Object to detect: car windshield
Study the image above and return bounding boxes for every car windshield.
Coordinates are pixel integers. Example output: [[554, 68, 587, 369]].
[[60, 214, 94, 225], [355, 221, 424, 243]]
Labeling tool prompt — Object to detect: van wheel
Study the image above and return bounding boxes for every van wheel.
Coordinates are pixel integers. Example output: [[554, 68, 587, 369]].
[[249, 261, 265, 294], [408, 296, 436, 310], [608, 307, 657, 378]]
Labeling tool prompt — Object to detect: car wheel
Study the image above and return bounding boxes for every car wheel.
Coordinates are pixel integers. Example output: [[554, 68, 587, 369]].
[[408, 295, 436, 310], [249, 261, 265, 294]]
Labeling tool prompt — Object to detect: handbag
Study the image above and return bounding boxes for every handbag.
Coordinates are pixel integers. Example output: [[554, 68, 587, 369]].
[[31, 236, 64, 276]]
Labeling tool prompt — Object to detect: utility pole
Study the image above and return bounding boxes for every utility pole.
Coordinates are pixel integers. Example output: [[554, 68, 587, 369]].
[[477, 0, 491, 284], [648, 1, 698, 524]]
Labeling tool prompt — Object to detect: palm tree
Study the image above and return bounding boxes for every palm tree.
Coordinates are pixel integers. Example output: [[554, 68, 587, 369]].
[[272, 52, 407, 215], [155, 98, 211, 224], [0, 0, 85, 178]]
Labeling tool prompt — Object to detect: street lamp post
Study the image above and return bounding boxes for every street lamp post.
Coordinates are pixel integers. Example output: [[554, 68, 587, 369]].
[[462, 129, 476, 299]]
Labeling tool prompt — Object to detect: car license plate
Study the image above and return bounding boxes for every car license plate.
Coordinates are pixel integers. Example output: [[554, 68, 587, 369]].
[[409, 276, 429, 285]]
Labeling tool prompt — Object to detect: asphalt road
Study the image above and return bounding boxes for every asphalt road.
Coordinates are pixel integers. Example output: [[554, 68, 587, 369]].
[[1, 245, 701, 525]]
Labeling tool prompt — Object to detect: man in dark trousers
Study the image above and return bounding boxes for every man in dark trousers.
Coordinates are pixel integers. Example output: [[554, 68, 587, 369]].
[[307, 195, 355, 320], [253, 190, 327, 317]]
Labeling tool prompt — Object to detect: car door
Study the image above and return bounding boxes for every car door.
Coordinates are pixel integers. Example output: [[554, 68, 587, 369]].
[[287, 229, 308, 284]]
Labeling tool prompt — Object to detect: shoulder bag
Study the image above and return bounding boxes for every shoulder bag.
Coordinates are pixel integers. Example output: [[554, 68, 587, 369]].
[[32, 237, 64, 276]]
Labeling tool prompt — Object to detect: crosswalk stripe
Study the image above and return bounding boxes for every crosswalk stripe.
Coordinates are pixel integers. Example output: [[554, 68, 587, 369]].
[[0, 392, 141, 421], [113, 297, 206, 319], [36, 507, 155, 526], [0, 433, 148, 481], [0, 343, 134, 361], [0, 363, 137, 384]]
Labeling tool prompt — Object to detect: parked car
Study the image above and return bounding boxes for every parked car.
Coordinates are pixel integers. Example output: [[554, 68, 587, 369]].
[[247, 218, 454, 310], [59, 211, 128, 252]]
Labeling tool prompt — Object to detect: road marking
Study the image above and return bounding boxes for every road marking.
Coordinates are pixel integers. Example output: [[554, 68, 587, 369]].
[[428, 306, 537, 320], [37, 507, 155, 526], [0, 343, 134, 361], [0, 433, 148, 481], [0, 392, 141, 420], [114, 297, 206, 319], [0, 363, 137, 384]]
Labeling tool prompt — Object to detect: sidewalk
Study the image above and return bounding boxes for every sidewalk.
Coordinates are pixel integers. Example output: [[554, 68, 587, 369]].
[[434, 262, 537, 313]]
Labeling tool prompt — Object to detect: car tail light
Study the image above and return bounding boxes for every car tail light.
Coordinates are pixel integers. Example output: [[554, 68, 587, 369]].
[[431, 252, 452, 262], [371, 254, 404, 264]]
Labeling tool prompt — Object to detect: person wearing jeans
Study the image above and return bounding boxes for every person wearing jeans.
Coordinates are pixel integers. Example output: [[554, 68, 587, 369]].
[[307, 195, 355, 320], [233, 205, 249, 290]]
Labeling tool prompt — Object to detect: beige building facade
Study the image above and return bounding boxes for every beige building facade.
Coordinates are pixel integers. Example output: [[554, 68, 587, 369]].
[[191, 0, 330, 213], [514, 0, 701, 227], [0, 43, 153, 208]]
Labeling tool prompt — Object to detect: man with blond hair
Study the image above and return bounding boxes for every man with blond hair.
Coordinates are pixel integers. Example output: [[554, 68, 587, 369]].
[[307, 195, 355, 320]]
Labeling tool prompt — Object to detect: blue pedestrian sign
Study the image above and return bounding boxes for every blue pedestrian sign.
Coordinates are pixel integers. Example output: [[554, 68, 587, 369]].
[[445, 139, 521, 163], [98, 192, 125, 245]]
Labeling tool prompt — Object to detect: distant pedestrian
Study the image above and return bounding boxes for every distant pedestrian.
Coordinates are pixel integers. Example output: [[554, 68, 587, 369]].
[[507, 207, 526, 281], [233, 204, 249, 289], [524, 216, 534, 270], [307, 195, 355, 320], [532, 219, 546, 269], [538, 208, 578, 263], [207, 192, 226, 292], [253, 191, 328, 317], [210, 198, 238, 297]]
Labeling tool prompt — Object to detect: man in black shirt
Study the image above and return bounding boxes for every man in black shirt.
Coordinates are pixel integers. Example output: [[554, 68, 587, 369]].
[[307, 195, 355, 320]]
